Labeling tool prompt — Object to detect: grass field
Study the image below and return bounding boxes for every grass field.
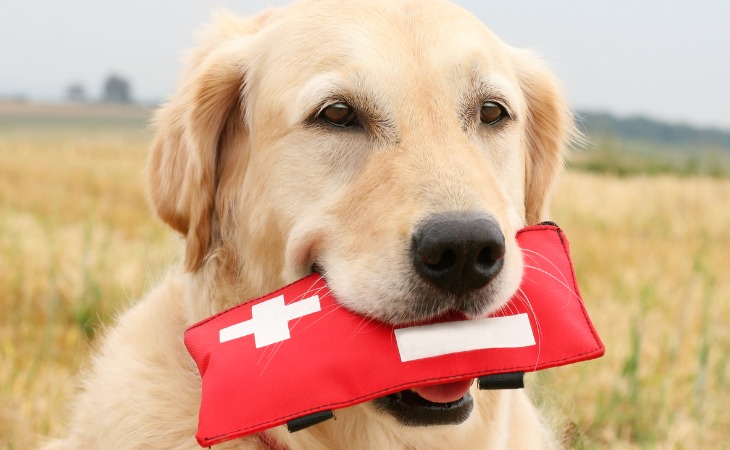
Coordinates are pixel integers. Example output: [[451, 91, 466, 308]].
[[1, 103, 728, 449], [568, 133, 730, 178]]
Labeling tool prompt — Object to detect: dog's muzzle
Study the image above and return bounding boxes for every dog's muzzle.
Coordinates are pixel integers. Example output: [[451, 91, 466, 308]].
[[374, 379, 475, 426]]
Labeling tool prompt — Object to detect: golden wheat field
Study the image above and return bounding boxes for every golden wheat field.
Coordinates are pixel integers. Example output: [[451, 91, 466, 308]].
[[1, 103, 728, 449]]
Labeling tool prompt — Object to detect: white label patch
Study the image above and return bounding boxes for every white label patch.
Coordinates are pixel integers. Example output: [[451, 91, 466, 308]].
[[394, 313, 535, 362], [219, 295, 321, 348]]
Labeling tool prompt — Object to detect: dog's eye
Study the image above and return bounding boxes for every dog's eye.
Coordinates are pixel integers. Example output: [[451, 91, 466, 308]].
[[319, 102, 358, 127], [480, 101, 508, 125]]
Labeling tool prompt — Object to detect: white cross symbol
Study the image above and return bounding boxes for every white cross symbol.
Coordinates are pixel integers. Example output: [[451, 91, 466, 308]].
[[219, 295, 321, 348]]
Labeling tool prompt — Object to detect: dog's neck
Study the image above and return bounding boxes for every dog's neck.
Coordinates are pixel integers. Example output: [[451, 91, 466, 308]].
[[182, 247, 287, 324]]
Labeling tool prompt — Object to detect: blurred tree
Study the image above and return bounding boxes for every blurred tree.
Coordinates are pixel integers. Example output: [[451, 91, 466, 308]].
[[66, 83, 87, 102], [579, 111, 730, 150], [102, 74, 132, 103]]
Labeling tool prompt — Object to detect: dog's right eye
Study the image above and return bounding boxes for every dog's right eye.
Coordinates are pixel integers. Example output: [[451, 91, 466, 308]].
[[480, 101, 508, 125], [319, 102, 359, 127]]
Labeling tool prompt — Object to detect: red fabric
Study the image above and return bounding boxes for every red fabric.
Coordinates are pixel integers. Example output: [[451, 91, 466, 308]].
[[184, 224, 604, 447]]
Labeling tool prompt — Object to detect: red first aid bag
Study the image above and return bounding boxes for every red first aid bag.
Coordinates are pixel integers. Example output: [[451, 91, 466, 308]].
[[184, 223, 604, 447]]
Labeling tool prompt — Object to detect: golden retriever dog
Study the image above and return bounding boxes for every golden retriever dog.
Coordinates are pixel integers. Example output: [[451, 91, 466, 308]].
[[46, 0, 574, 448]]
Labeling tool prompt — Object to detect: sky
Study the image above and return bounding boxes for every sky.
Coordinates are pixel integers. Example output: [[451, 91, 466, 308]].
[[2, 0, 729, 130]]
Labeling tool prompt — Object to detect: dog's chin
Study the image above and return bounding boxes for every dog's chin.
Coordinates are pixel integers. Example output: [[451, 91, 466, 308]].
[[373, 380, 475, 427]]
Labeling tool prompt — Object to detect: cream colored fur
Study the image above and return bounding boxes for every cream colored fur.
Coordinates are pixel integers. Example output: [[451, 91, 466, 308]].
[[45, 0, 574, 448]]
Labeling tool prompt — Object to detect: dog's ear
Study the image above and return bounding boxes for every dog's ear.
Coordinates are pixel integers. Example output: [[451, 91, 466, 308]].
[[148, 11, 273, 271], [510, 49, 576, 224]]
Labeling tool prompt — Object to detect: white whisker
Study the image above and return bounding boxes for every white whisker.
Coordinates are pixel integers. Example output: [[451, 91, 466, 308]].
[[521, 264, 580, 305], [521, 248, 571, 288], [515, 287, 542, 371]]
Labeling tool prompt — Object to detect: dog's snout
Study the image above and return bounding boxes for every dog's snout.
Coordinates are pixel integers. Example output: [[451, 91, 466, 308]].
[[413, 213, 505, 295]]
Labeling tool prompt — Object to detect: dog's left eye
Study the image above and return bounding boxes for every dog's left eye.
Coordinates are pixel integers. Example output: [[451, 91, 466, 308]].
[[319, 102, 359, 127], [480, 101, 508, 125]]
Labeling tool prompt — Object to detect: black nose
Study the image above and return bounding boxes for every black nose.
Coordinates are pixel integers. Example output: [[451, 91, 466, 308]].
[[412, 213, 506, 295]]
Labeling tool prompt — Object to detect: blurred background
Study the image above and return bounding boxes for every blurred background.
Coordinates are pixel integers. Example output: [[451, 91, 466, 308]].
[[1, 1, 728, 448]]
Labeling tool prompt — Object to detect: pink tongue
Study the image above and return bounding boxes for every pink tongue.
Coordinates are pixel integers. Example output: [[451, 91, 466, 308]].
[[412, 379, 473, 404]]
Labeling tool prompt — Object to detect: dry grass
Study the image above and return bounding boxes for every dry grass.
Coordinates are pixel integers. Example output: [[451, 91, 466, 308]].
[[0, 108, 180, 448], [543, 173, 730, 449], [1, 105, 728, 448]]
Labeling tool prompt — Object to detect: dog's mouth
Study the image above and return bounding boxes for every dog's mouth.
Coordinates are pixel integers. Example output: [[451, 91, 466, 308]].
[[373, 379, 474, 426], [309, 266, 476, 425]]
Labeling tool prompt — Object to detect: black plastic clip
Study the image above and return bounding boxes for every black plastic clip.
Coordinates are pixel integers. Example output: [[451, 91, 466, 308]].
[[286, 410, 335, 433], [477, 372, 525, 390]]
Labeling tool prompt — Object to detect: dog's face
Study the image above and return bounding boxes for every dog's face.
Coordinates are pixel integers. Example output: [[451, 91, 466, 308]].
[[149, 0, 572, 430]]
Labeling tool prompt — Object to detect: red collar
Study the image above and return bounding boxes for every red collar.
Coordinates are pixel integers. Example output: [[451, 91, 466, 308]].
[[257, 432, 288, 450]]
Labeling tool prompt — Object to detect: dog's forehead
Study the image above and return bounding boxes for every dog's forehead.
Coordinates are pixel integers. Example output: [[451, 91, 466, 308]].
[[249, 0, 521, 120], [264, 3, 508, 73]]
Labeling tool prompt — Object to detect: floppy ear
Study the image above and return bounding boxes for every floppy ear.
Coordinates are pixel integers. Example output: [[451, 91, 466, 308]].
[[510, 49, 576, 224], [147, 37, 249, 271]]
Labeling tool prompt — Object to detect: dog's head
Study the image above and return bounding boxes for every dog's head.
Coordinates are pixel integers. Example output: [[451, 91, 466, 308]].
[[149, 0, 573, 433]]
